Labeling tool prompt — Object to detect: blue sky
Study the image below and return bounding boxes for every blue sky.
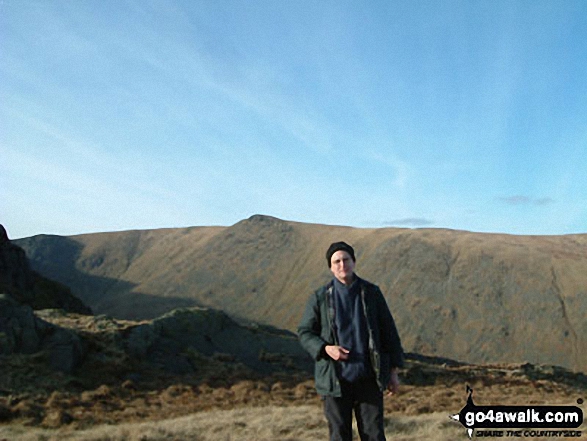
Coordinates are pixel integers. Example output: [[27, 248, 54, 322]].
[[1, 1, 586, 238]]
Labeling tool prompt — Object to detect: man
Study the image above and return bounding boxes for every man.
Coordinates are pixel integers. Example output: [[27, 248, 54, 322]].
[[298, 241, 404, 441]]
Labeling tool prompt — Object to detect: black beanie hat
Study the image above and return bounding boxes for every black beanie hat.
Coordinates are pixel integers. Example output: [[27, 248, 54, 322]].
[[326, 241, 356, 267]]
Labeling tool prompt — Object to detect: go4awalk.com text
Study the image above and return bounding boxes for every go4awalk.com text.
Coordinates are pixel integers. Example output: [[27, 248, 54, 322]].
[[450, 386, 584, 439]]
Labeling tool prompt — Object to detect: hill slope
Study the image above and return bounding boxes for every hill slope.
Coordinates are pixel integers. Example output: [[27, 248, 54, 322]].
[[15, 215, 587, 371], [0, 224, 91, 314]]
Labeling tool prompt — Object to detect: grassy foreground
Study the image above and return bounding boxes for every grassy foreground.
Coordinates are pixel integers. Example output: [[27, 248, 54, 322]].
[[2, 403, 586, 441], [2, 310, 586, 440], [1, 404, 464, 441]]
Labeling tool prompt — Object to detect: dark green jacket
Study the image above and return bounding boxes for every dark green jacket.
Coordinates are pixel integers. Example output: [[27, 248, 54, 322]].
[[298, 276, 404, 397]]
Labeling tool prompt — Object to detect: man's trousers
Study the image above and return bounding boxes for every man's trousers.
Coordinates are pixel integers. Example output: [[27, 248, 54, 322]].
[[323, 377, 386, 441]]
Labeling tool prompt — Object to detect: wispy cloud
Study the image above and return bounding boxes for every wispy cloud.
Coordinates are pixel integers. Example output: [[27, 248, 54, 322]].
[[364, 151, 411, 189], [384, 218, 434, 227], [2, 1, 585, 237], [498, 195, 555, 206], [534, 197, 556, 206]]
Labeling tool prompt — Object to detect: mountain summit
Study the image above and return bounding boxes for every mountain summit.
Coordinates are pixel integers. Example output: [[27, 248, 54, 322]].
[[14, 216, 587, 371]]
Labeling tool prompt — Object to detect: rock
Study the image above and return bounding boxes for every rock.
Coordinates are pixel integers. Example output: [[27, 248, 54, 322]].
[[0, 294, 85, 372], [0, 225, 9, 243], [44, 327, 84, 374], [0, 294, 41, 354], [122, 307, 312, 375], [0, 226, 34, 303], [0, 225, 92, 314], [125, 323, 157, 358]]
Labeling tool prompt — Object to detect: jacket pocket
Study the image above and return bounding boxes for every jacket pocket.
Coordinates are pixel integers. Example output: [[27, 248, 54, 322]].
[[315, 358, 333, 393]]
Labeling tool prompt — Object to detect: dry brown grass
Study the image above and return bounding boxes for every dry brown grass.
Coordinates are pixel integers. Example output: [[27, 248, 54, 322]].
[[3, 404, 585, 441], [2, 336, 586, 439], [2, 378, 585, 441], [0, 405, 468, 441]]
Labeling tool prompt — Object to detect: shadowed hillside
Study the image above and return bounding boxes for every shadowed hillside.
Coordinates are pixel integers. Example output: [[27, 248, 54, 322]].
[[15, 215, 587, 371], [0, 224, 91, 315]]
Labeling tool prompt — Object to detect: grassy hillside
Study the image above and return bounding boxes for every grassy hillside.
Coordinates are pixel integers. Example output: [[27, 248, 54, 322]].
[[16, 215, 587, 371]]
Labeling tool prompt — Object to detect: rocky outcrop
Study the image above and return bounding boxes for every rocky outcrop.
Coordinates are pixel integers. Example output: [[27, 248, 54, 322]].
[[1, 303, 310, 380], [125, 307, 312, 374], [0, 225, 90, 373], [0, 225, 33, 304], [0, 225, 91, 314], [0, 295, 85, 373]]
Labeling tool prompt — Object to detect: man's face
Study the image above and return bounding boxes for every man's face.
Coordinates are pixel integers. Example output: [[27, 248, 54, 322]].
[[330, 250, 355, 285]]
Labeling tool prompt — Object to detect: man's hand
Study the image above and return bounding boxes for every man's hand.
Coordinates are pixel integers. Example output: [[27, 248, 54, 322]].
[[325, 345, 350, 361], [386, 369, 400, 397]]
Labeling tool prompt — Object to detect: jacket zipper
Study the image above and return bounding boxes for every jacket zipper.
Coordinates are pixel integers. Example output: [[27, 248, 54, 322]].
[[325, 285, 338, 346]]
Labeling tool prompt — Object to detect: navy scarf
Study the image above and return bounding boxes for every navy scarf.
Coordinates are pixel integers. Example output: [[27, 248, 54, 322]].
[[333, 277, 372, 382]]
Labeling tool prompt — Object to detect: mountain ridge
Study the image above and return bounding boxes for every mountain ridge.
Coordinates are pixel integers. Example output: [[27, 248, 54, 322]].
[[14, 215, 587, 371]]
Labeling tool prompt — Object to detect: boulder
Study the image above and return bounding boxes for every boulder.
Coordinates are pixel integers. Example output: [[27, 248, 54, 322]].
[[125, 307, 312, 374], [0, 294, 85, 373], [0, 294, 41, 354]]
